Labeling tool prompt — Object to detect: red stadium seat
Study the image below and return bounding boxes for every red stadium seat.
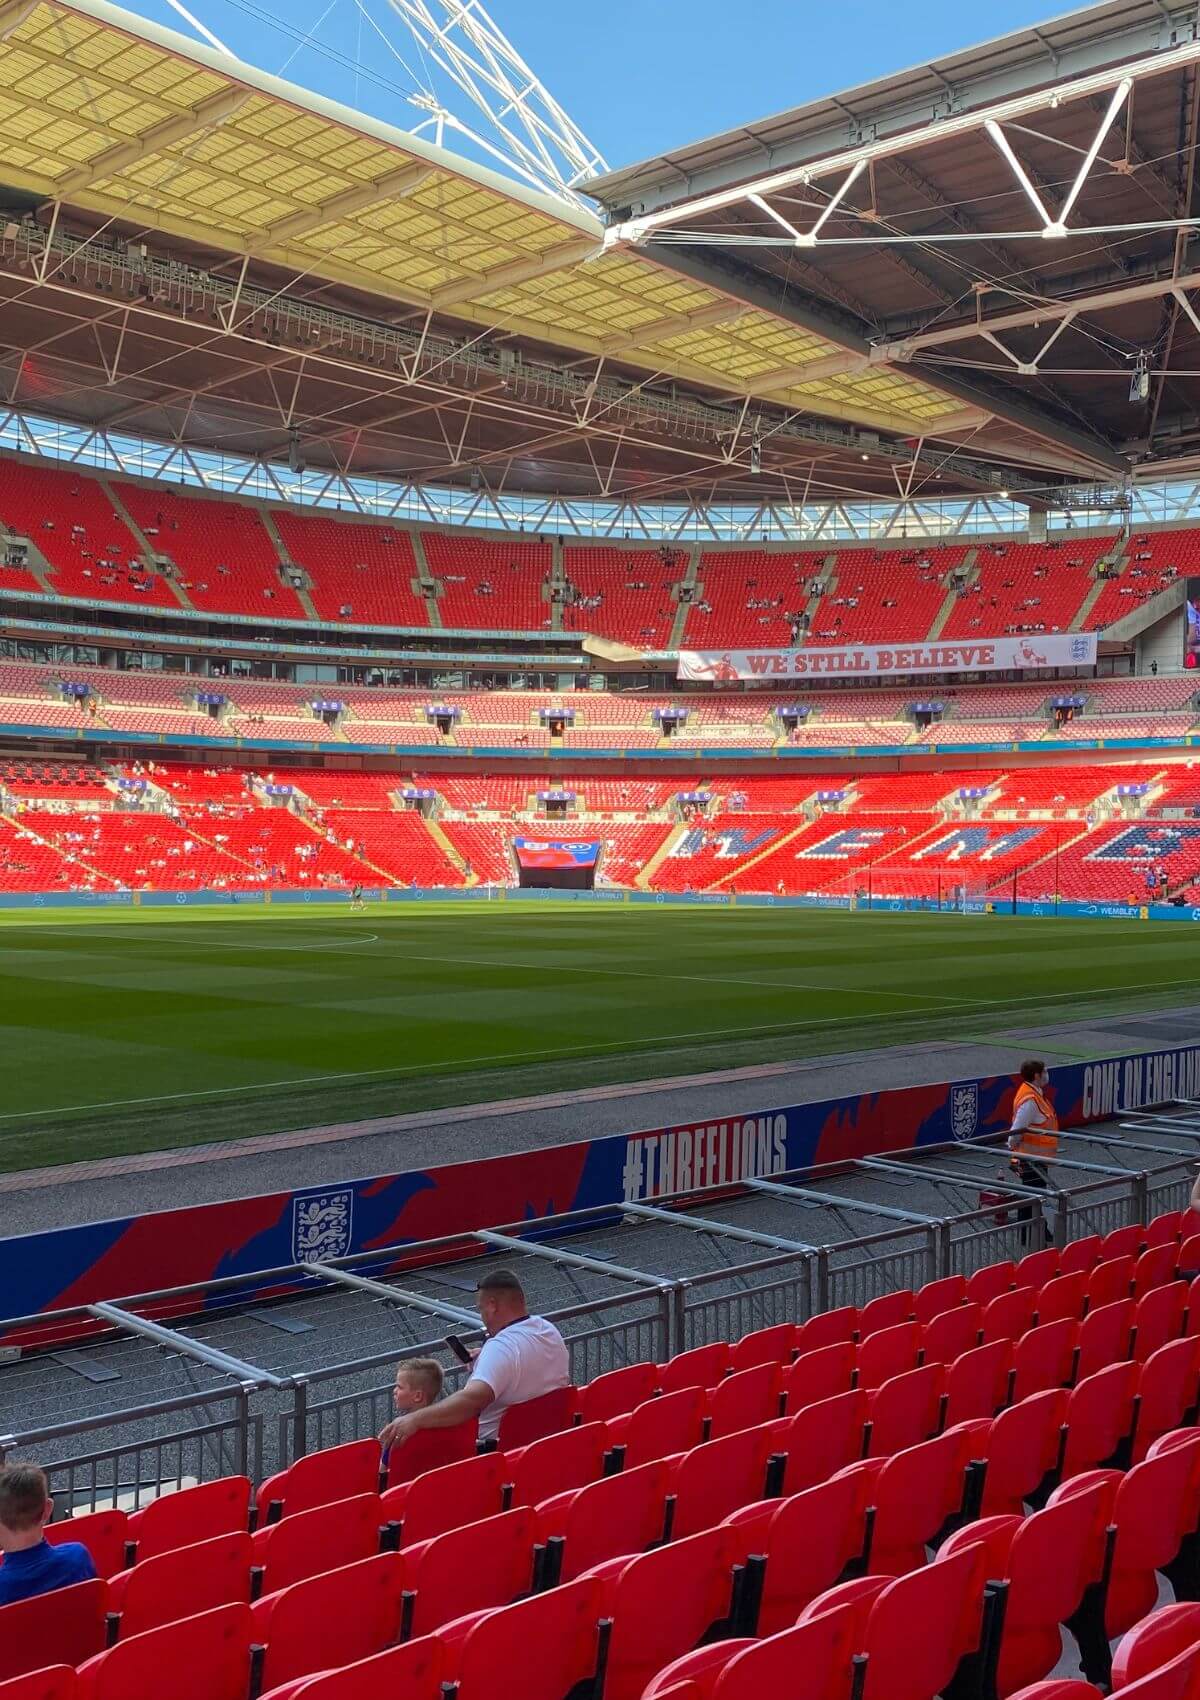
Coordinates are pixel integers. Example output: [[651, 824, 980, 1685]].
[[1016, 1250, 1060, 1289], [728, 1322, 798, 1372], [251, 1553, 406, 1693], [1147, 1211, 1185, 1247], [1133, 1336, 1200, 1460], [383, 1422, 478, 1490], [1011, 1319, 1079, 1400], [859, 1546, 989, 1700], [1133, 1282, 1188, 1362], [1060, 1361, 1138, 1479], [658, 1342, 731, 1395], [1059, 1237, 1103, 1278], [1112, 1601, 1200, 1687], [1036, 1272, 1087, 1327], [503, 1422, 610, 1509], [1087, 1255, 1135, 1310], [537, 1459, 672, 1582], [44, 1510, 128, 1580], [454, 1577, 607, 1700], [276, 1634, 445, 1700], [381, 1450, 507, 1545], [575, 1362, 660, 1425], [869, 1429, 974, 1575], [924, 1302, 983, 1365], [968, 1262, 1017, 1306], [860, 1290, 916, 1338], [126, 1478, 250, 1562], [671, 1424, 773, 1539], [0, 1673, 76, 1700], [707, 1362, 782, 1438], [984, 1288, 1038, 1345], [250, 1494, 384, 1594], [722, 1468, 871, 1635], [780, 1342, 857, 1410], [857, 1320, 921, 1393], [676, 1599, 857, 1700], [1076, 1297, 1135, 1380], [496, 1385, 578, 1449], [616, 1385, 708, 1468], [0, 1581, 106, 1683], [257, 1440, 380, 1521], [402, 1506, 540, 1638], [1115, 1641, 1200, 1700], [981, 1388, 1069, 1515], [944, 1339, 1014, 1425], [1102, 1227, 1147, 1262], [1103, 1433, 1200, 1636], [915, 1275, 968, 1326], [75, 1602, 250, 1700], [594, 1526, 742, 1700], [868, 1363, 946, 1457], [107, 1530, 251, 1638], [1132, 1244, 1179, 1298], [795, 1307, 859, 1352], [769, 1388, 871, 1493]]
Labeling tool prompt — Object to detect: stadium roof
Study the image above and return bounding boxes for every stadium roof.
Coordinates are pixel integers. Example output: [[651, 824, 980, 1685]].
[[0, 0, 1196, 508]]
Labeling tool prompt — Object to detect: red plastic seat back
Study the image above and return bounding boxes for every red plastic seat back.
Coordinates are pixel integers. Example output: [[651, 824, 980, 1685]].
[[0, 1580, 106, 1683], [1133, 1282, 1188, 1363], [872, 1430, 971, 1575], [944, 1338, 1014, 1425], [867, 1362, 946, 1458], [1145, 1211, 1183, 1248], [405, 1506, 538, 1638], [983, 1387, 1069, 1515], [915, 1275, 968, 1327], [1133, 1335, 1200, 1461], [1061, 1362, 1138, 1479], [44, 1510, 128, 1580], [1087, 1255, 1135, 1311], [282, 1635, 443, 1700], [1101, 1226, 1146, 1262], [1058, 1237, 1102, 1278], [729, 1323, 797, 1372], [253, 1494, 383, 1595], [544, 1459, 672, 1582], [1076, 1298, 1135, 1380], [708, 1362, 781, 1439], [620, 1385, 707, 1469], [1112, 1601, 1200, 1688], [383, 1450, 505, 1545], [497, 1385, 578, 1449], [0, 1671, 77, 1700], [983, 1287, 1037, 1345], [966, 1262, 1015, 1307], [1102, 1637, 1200, 1700], [383, 1420, 478, 1490], [76, 1601, 250, 1700], [257, 1439, 380, 1520], [1016, 1249, 1060, 1288], [857, 1320, 921, 1393], [860, 1546, 988, 1700], [1011, 1318, 1079, 1400], [753, 1470, 870, 1636], [603, 1528, 740, 1700], [253, 1552, 405, 1691], [575, 1362, 659, 1425], [795, 1307, 858, 1353], [1132, 1244, 1178, 1298], [456, 1576, 605, 1700], [772, 1388, 870, 1494], [924, 1303, 982, 1366], [1107, 1435, 1200, 1635], [1036, 1272, 1086, 1327], [113, 1531, 251, 1639], [860, 1290, 916, 1339], [127, 1477, 250, 1563], [671, 1425, 771, 1540], [712, 1599, 858, 1700], [658, 1342, 731, 1396], [781, 1341, 856, 1412], [504, 1422, 608, 1510]]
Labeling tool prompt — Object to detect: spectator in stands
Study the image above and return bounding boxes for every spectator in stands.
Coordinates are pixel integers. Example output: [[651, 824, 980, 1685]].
[[391, 1357, 444, 1416], [377, 1268, 568, 1450], [0, 1465, 96, 1606]]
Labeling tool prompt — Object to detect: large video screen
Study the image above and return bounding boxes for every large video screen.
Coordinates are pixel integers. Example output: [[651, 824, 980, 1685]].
[[1187, 578, 1200, 669], [513, 838, 600, 869]]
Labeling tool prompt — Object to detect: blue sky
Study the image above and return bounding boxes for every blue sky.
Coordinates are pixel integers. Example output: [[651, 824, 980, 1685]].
[[120, 0, 1061, 178]]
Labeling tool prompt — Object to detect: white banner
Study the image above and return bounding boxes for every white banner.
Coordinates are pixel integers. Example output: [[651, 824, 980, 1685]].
[[677, 632, 1098, 683]]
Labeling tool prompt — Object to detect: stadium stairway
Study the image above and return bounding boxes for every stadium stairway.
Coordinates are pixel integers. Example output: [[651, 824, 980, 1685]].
[[259, 509, 319, 622], [410, 534, 442, 629], [425, 815, 478, 884], [3, 813, 117, 889], [634, 823, 691, 889], [667, 548, 701, 651], [928, 549, 979, 641], [703, 819, 813, 892], [1072, 546, 1131, 633], [101, 481, 194, 613]]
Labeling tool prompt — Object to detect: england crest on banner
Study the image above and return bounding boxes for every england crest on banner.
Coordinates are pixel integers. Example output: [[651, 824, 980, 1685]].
[[950, 1083, 979, 1143], [292, 1189, 354, 1262]]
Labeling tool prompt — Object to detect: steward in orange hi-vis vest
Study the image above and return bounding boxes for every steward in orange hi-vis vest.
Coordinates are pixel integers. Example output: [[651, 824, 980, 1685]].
[[1010, 1071, 1059, 1161]]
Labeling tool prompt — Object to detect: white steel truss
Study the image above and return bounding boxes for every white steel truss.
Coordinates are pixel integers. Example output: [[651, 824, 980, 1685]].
[[606, 37, 1200, 248], [375, 0, 608, 204]]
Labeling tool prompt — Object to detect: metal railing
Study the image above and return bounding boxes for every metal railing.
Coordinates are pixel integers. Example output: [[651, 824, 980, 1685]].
[[3, 1117, 1198, 1514]]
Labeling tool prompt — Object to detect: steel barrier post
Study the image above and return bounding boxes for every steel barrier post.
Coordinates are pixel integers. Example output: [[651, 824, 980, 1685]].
[[292, 1379, 309, 1463]]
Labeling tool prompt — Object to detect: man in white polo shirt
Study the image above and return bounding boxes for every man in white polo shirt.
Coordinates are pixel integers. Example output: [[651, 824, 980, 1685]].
[[378, 1268, 569, 1450]]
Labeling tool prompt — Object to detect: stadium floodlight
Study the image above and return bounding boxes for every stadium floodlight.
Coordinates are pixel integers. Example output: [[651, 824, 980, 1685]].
[[374, 0, 608, 205]]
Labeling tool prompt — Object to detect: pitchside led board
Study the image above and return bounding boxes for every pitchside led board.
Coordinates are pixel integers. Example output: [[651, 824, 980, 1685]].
[[1187, 580, 1200, 669], [512, 838, 599, 890]]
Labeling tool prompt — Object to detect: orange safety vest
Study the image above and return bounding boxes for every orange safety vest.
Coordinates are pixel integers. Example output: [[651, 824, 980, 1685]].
[[1011, 1079, 1059, 1159]]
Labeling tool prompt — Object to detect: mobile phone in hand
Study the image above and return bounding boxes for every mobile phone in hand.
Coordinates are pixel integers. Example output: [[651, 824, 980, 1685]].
[[445, 1334, 473, 1364]]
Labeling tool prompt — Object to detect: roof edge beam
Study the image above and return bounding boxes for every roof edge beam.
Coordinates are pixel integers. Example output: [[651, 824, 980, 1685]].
[[56, 86, 251, 199]]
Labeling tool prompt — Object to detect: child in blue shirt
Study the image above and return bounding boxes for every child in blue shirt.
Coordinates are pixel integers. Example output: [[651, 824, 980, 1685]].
[[0, 1465, 96, 1607]]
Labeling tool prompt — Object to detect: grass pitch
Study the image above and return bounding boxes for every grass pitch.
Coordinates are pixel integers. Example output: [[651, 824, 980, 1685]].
[[1, 901, 1198, 1173]]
